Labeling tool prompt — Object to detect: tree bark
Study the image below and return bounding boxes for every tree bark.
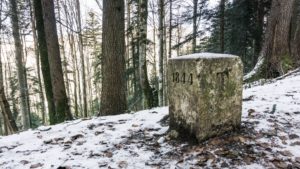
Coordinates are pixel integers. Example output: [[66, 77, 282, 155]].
[[33, 0, 56, 124], [57, 0, 71, 102], [138, 0, 154, 108], [192, 0, 198, 53], [245, 0, 298, 80], [9, 0, 31, 129], [220, 0, 225, 53], [0, 3, 18, 133], [41, 0, 72, 123], [158, 0, 165, 106], [100, 0, 127, 115], [75, 0, 88, 118], [29, 0, 46, 124]]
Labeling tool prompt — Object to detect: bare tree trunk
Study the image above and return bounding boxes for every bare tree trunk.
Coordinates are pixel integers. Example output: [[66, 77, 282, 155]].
[[138, 0, 154, 108], [9, 0, 31, 129], [101, 0, 127, 115], [158, 0, 165, 106], [192, 0, 198, 53], [220, 0, 225, 53], [57, 0, 71, 101], [0, 3, 18, 133], [41, 0, 72, 122], [75, 0, 88, 117], [33, 0, 56, 124], [29, 0, 46, 124]]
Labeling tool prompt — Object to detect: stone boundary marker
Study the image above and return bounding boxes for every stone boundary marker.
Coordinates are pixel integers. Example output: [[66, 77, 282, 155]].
[[168, 53, 243, 142]]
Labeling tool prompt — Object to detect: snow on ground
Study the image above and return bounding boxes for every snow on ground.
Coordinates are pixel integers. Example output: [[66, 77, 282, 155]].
[[1, 71, 300, 169]]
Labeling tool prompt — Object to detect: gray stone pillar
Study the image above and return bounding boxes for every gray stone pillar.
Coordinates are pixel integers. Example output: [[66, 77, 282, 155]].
[[168, 53, 243, 142]]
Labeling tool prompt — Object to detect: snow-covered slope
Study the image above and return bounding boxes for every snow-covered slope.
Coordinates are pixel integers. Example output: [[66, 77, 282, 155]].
[[1, 72, 300, 169]]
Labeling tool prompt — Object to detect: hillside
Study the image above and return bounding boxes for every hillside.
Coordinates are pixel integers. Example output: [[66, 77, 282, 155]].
[[0, 71, 300, 169]]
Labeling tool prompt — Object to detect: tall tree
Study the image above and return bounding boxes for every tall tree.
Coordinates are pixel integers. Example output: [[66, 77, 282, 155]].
[[158, 0, 165, 106], [138, 0, 154, 108], [29, 0, 46, 124], [220, 0, 225, 53], [100, 0, 127, 115], [245, 0, 300, 80], [75, 0, 88, 118], [41, 0, 72, 123], [33, 0, 56, 124], [9, 0, 31, 129], [192, 0, 198, 53], [0, 1, 18, 133]]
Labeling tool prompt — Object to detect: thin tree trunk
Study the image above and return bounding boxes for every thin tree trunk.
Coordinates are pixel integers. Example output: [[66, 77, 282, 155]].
[[220, 0, 225, 53], [9, 0, 31, 129], [57, 0, 71, 101], [158, 0, 164, 106], [41, 0, 72, 123], [192, 0, 198, 53], [138, 0, 154, 108], [101, 0, 127, 115], [29, 0, 46, 124], [75, 0, 88, 117], [0, 3, 18, 133]]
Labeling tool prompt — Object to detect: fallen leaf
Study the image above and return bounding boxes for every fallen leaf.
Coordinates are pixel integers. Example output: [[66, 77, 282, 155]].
[[20, 160, 30, 165], [30, 163, 43, 168], [118, 161, 128, 168]]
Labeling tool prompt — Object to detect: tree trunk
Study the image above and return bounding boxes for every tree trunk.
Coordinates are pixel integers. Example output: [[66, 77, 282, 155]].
[[253, 0, 264, 66], [245, 0, 298, 80], [0, 4, 18, 133], [57, 0, 71, 101], [101, 0, 127, 115], [220, 0, 225, 53], [9, 0, 31, 129], [75, 0, 88, 117], [41, 0, 72, 123], [192, 0, 198, 53], [158, 0, 164, 106], [29, 0, 46, 124], [168, 0, 173, 58], [33, 0, 56, 124], [138, 0, 154, 108]]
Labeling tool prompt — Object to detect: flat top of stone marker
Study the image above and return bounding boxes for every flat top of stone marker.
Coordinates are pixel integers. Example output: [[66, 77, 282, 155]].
[[170, 53, 239, 60]]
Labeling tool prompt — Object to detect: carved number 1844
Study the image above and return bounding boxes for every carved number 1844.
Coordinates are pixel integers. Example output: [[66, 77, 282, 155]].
[[172, 72, 193, 85]]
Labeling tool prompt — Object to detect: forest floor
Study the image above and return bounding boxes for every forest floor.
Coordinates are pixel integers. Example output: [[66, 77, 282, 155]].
[[1, 71, 300, 169]]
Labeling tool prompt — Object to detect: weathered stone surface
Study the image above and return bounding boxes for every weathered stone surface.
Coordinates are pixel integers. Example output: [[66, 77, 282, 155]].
[[168, 53, 243, 142]]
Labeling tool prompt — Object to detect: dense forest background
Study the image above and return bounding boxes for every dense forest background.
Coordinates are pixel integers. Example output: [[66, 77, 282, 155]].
[[0, 0, 299, 135]]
